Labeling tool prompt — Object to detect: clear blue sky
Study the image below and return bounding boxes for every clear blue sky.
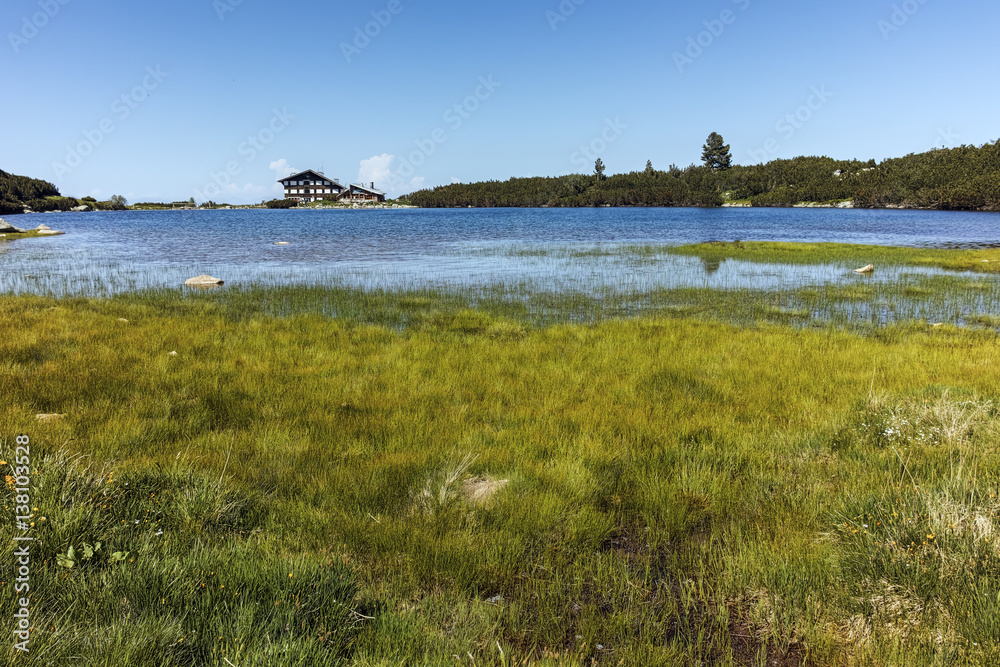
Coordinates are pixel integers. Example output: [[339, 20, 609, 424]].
[[2, 0, 997, 203]]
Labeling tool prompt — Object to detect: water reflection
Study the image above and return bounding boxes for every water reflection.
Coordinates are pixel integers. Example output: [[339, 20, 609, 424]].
[[699, 256, 721, 276]]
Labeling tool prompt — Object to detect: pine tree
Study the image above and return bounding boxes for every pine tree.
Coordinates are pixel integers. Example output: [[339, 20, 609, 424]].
[[645, 160, 654, 175], [594, 158, 606, 181], [701, 132, 732, 171]]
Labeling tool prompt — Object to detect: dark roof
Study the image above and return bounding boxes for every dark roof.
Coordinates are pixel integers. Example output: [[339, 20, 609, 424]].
[[278, 170, 342, 186], [348, 183, 386, 196]]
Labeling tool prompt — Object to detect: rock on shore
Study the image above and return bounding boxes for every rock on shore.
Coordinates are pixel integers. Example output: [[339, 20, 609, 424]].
[[0, 218, 26, 233], [184, 275, 225, 287]]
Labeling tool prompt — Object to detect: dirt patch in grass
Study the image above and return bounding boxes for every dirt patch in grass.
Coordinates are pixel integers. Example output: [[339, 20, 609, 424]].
[[728, 613, 809, 667]]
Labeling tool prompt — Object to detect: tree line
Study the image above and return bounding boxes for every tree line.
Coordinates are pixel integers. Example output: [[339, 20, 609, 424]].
[[403, 137, 1000, 211], [0, 169, 129, 214]]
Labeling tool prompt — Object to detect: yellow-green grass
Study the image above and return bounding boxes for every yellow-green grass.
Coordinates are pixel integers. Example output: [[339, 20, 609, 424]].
[[0, 229, 63, 242], [4, 291, 1000, 665], [668, 241, 1000, 273]]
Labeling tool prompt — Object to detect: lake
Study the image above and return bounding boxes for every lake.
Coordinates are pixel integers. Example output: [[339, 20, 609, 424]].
[[3, 207, 1000, 297]]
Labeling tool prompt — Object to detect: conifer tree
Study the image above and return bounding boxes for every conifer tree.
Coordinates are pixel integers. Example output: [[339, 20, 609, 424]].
[[594, 158, 606, 181], [701, 132, 732, 171]]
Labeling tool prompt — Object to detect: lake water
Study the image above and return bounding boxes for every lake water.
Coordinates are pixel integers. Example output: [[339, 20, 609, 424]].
[[3, 207, 1000, 297]]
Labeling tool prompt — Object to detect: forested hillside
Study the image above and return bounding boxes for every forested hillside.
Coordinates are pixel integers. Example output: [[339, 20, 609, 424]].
[[0, 169, 60, 214], [404, 141, 1000, 211]]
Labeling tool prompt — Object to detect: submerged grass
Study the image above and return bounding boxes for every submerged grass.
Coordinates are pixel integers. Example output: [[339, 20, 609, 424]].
[[5, 242, 1000, 664], [51, 262, 993, 335]]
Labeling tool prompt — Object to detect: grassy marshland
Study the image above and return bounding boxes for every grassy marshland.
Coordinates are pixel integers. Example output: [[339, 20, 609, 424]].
[[4, 244, 1000, 665], [667, 241, 1000, 274]]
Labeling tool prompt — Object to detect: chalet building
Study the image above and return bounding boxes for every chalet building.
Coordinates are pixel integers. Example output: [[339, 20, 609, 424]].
[[278, 170, 347, 202], [344, 182, 387, 203], [278, 170, 386, 203]]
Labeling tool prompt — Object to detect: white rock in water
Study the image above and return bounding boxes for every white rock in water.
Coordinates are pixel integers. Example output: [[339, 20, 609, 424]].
[[274, 241, 290, 245], [0, 218, 26, 233], [35, 224, 51, 230], [854, 264, 874, 274], [184, 275, 224, 287], [37, 230, 63, 235]]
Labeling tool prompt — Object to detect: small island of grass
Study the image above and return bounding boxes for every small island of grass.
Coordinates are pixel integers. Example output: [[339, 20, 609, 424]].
[[667, 241, 1000, 273]]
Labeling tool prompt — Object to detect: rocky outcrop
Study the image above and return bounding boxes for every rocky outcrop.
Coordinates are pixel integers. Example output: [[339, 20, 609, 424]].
[[0, 218, 26, 233]]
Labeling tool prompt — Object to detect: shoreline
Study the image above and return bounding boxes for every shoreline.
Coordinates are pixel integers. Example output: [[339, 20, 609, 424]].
[[9, 201, 1000, 214]]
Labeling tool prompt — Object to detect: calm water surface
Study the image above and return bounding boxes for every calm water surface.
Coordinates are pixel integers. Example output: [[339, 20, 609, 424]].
[[3, 207, 1000, 296]]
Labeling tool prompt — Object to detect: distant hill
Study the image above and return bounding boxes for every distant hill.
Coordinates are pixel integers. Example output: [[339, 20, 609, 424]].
[[403, 141, 1000, 212], [0, 169, 61, 214]]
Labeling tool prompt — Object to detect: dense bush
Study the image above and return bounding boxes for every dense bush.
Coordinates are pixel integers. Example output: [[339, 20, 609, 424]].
[[0, 200, 23, 215], [24, 197, 80, 212], [264, 198, 298, 209], [0, 168, 59, 202]]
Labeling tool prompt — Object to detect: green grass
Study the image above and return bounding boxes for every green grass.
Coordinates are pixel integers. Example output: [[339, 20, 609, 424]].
[[0, 229, 64, 242], [668, 241, 1000, 273], [1, 452, 357, 665], [5, 243, 1000, 664]]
